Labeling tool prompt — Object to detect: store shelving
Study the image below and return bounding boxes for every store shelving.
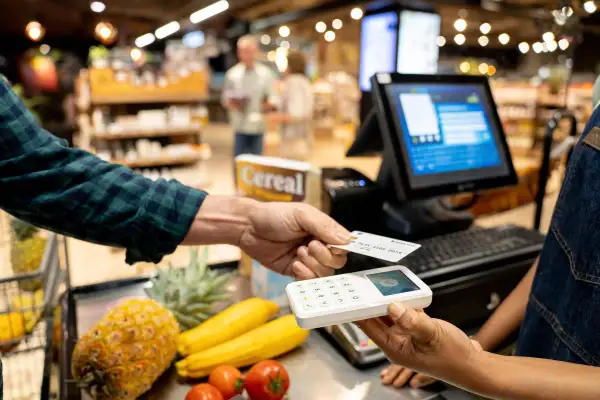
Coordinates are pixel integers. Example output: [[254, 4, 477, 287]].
[[91, 124, 202, 140], [90, 93, 208, 106], [113, 151, 205, 169]]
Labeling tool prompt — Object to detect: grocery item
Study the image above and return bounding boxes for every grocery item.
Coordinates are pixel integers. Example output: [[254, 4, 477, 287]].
[[245, 360, 290, 400], [71, 298, 180, 399], [176, 315, 309, 378], [235, 155, 322, 307], [208, 366, 244, 399], [0, 312, 25, 350], [145, 248, 233, 331], [11, 289, 44, 332], [185, 383, 224, 400], [177, 297, 278, 356], [10, 218, 47, 291]]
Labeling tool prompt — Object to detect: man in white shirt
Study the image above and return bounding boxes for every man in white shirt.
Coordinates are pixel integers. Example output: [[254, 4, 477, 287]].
[[222, 35, 276, 159]]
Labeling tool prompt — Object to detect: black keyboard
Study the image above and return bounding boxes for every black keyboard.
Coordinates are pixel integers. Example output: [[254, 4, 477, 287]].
[[404, 225, 546, 279]]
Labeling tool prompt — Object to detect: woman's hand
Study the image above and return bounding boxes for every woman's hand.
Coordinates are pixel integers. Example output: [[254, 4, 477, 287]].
[[357, 303, 483, 386]]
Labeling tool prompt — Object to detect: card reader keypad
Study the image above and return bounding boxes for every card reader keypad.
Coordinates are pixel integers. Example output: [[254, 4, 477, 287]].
[[290, 277, 362, 311]]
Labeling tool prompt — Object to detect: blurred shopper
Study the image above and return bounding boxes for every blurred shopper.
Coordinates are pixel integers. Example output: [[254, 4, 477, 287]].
[[270, 50, 314, 161], [222, 35, 276, 161]]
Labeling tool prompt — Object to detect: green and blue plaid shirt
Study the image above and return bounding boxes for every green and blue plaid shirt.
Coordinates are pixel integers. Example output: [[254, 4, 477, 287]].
[[0, 79, 207, 264]]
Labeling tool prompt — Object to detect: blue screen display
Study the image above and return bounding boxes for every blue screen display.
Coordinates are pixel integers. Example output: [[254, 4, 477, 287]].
[[387, 84, 503, 176], [359, 12, 398, 91], [366, 270, 419, 296]]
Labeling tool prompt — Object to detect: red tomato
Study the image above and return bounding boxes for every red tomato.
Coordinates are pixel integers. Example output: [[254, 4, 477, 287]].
[[185, 383, 224, 400], [208, 365, 244, 399], [245, 360, 290, 400]]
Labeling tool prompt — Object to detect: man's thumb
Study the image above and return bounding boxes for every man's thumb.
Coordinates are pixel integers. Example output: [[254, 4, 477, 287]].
[[296, 207, 351, 244], [388, 303, 439, 344]]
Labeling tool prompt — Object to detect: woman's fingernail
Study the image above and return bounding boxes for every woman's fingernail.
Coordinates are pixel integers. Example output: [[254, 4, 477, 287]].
[[390, 303, 407, 315], [336, 230, 352, 242]]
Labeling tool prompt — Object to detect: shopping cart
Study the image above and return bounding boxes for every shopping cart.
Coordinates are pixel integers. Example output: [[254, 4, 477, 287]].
[[0, 211, 67, 400]]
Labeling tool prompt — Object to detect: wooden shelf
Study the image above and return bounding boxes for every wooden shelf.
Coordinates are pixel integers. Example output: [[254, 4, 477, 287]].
[[92, 125, 201, 140], [91, 93, 207, 105], [112, 152, 204, 168]]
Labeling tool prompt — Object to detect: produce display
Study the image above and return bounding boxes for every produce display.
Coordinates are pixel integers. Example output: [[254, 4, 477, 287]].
[[11, 218, 47, 291], [11, 288, 44, 332], [0, 313, 25, 351], [71, 248, 234, 399], [186, 361, 291, 400], [176, 314, 308, 379]]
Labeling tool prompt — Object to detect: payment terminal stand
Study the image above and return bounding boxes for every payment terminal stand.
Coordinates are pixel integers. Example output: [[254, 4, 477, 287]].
[[321, 72, 530, 367]]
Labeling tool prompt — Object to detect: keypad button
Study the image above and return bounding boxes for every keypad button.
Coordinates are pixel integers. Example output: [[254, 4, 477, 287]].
[[338, 276, 349, 281], [298, 289, 307, 295], [324, 278, 334, 284], [327, 284, 337, 290], [347, 288, 356, 293], [316, 293, 327, 299], [335, 297, 346, 305], [342, 282, 353, 288], [309, 281, 318, 286], [303, 302, 315, 310], [350, 294, 362, 302], [313, 287, 323, 293], [319, 299, 331, 308]]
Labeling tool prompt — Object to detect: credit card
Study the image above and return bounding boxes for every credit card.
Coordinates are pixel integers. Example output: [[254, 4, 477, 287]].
[[329, 231, 421, 262]]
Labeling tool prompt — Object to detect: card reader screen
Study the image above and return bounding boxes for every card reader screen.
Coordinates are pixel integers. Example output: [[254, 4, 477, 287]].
[[366, 270, 420, 296]]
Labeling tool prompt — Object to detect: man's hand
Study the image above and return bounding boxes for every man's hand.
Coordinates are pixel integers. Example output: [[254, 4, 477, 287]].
[[240, 201, 350, 278], [186, 195, 351, 280], [357, 304, 483, 385]]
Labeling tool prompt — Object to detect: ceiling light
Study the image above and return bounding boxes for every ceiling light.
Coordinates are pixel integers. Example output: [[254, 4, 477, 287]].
[[135, 33, 155, 48], [94, 21, 117, 45], [280, 40, 290, 49], [316, 21, 326, 33], [155, 21, 180, 39], [25, 21, 45, 42], [279, 25, 290, 37], [558, 38, 570, 50], [543, 32, 555, 42], [547, 40, 558, 52], [498, 33, 510, 45], [478, 36, 489, 47], [454, 33, 466, 45], [454, 18, 467, 32], [436, 36, 446, 47], [324, 30, 336, 42], [480, 22, 491, 34], [332, 19, 343, 30], [487, 65, 497, 76], [39, 44, 50, 55], [351, 8, 363, 20], [459, 61, 470, 73], [260, 34, 271, 45], [130, 47, 142, 62], [478, 63, 489, 75], [267, 51, 276, 62], [90, 1, 106, 13], [584, 1, 597, 13], [190, 0, 229, 24], [532, 42, 543, 53], [518, 42, 530, 54]]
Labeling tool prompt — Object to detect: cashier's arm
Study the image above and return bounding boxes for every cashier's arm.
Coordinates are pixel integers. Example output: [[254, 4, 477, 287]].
[[359, 299, 600, 400]]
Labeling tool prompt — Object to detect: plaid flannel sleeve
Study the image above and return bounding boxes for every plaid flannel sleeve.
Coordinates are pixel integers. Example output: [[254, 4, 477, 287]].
[[0, 79, 207, 264]]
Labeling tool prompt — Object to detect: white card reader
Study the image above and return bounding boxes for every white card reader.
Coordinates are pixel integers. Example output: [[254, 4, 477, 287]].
[[286, 266, 432, 329]]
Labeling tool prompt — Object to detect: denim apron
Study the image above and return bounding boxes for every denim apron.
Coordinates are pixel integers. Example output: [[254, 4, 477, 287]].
[[516, 105, 600, 366]]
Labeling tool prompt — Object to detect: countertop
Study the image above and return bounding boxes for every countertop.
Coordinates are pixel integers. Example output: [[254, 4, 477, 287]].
[[65, 276, 478, 400]]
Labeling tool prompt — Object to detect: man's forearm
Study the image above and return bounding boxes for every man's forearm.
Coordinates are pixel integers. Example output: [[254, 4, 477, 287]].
[[473, 259, 538, 351], [462, 351, 600, 400], [182, 195, 257, 247]]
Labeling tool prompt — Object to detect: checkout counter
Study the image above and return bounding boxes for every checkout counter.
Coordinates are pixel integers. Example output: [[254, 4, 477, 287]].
[[59, 73, 547, 399]]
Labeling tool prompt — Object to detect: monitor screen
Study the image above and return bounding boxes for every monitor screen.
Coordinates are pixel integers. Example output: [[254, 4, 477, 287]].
[[359, 11, 398, 92], [366, 270, 419, 296], [384, 83, 512, 190]]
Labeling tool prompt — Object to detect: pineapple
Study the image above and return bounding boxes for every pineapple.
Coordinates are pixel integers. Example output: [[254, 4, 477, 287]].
[[72, 248, 233, 399], [10, 218, 46, 292]]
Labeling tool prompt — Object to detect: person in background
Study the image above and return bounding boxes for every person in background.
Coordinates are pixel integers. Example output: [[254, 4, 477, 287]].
[[222, 35, 276, 162], [269, 50, 314, 161]]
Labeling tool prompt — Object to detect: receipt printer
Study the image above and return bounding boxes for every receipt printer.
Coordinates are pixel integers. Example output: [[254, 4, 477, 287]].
[[322, 168, 383, 233]]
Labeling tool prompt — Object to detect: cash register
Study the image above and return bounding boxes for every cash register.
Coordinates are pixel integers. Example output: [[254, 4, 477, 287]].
[[321, 73, 546, 366]]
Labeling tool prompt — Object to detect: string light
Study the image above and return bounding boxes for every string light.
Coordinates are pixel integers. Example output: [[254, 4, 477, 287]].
[[498, 33, 510, 45], [478, 63, 489, 75], [480, 23, 491, 34], [454, 34, 466, 45], [130, 48, 143, 63], [436, 36, 446, 47], [518, 42, 530, 54], [478, 36, 489, 47], [532, 42, 543, 53], [324, 30, 336, 42], [558, 38, 570, 50], [25, 21, 45, 42], [315, 21, 326, 33], [584, 1, 597, 13], [543, 32, 555, 42], [261, 34, 271, 45], [459, 61, 470, 73], [487, 65, 497, 76], [332, 19, 343, 30], [39, 44, 51, 55], [547, 40, 558, 52], [278, 25, 290, 37], [94, 21, 118, 45], [90, 1, 106, 13], [454, 18, 467, 32], [350, 8, 363, 20], [280, 40, 290, 49]]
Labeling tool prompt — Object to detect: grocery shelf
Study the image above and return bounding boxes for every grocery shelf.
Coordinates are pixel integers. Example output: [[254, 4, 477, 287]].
[[112, 152, 204, 168], [91, 93, 208, 105], [92, 125, 202, 140]]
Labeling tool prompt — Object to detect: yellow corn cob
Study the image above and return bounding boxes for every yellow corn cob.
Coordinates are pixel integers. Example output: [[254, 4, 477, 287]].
[[176, 315, 309, 378], [177, 298, 279, 356]]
